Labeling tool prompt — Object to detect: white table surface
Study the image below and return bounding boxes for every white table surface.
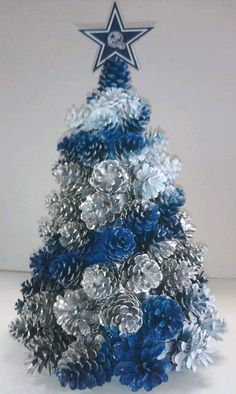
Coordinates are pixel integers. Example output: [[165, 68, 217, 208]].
[[0, 271, 235, 394]]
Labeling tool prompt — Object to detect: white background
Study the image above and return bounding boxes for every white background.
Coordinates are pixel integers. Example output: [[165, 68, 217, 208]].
[[0, 0, 236, 277]]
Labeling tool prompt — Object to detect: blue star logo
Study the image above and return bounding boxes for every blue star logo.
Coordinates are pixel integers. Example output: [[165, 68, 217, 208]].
[[79, 2, 153, 71]]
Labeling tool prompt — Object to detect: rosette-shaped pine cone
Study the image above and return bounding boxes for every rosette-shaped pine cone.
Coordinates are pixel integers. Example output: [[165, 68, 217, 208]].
[[52, 161, 93, 199], [81, 264, 118, 301], [56, 335, 113, 389], [120, 254, 162, 294], [103, 225, 136, 263], [80, 191, 124, 230], [25, 326, 72, 374], [57, 132, 108, 167], [45, 191, 79, 224], [161, 257, 198, 297], [49, 250, 83, 288], [133, 163, 167, 200], [142, 295, 184, 341], [90, 160, 129, 194], [123, 199, 160, 246], [113, 329, 170, 391], [100, 291, 143, 335], [22, 291, 56, 328], [53, 289, 100, 337], [172, 323, 213, 372], [58, 220, 88, 250]]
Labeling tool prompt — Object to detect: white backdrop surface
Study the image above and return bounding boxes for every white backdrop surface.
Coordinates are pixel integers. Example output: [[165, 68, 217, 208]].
[[0, 0, 236, 277]]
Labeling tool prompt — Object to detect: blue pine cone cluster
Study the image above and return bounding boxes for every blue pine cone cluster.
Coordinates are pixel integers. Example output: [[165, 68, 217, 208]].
[[10, 56, 226, 392]]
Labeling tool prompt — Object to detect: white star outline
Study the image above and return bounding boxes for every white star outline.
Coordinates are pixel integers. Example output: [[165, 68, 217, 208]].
[[80, 2, 153, 71]]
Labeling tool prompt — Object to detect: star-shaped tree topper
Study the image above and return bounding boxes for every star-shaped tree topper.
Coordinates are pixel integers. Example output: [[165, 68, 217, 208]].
[[79, 2, 153, 71]]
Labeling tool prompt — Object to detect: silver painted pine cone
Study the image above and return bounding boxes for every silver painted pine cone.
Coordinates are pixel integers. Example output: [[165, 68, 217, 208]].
[[59, 220, 88, 250], [45, 191, 79, 224], [81, 264, 118, 301], [53, 289, 100, 337], [161, 257, 198, 297], [22, 291, 56, 328], [38, 217, 58, 244], [90, 160, 128, 194], [178, 211, 196, 239], [52, 161, 93, 199], [57, 334, 104, 366], [100, 291, 143, 335], [80, 191, 123, 230], [121, 254, 162, 294]]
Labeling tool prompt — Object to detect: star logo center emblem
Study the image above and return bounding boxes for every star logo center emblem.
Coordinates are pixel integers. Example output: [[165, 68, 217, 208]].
[[79, 2, 153, 71]]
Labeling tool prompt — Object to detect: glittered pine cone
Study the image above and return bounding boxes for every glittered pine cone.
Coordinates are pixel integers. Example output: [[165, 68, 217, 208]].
[[100, 291, 143, 335], [56, 335, 113, 389], [90, 159, 129, 194], [53, 289, 100, 337], [81, 264, 118, 300], [120, 253, 162, 294]]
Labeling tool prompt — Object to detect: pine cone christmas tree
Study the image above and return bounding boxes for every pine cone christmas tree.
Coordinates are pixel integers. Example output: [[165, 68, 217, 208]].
[[10, 3, 226, 392]]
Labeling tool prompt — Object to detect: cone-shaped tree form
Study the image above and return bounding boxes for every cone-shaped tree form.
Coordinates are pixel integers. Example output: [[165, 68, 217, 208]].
[[10, 56, 226, 391]]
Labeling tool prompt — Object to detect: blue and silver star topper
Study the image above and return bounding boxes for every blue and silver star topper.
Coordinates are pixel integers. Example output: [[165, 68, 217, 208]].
[[79, 2, 153, 71]]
